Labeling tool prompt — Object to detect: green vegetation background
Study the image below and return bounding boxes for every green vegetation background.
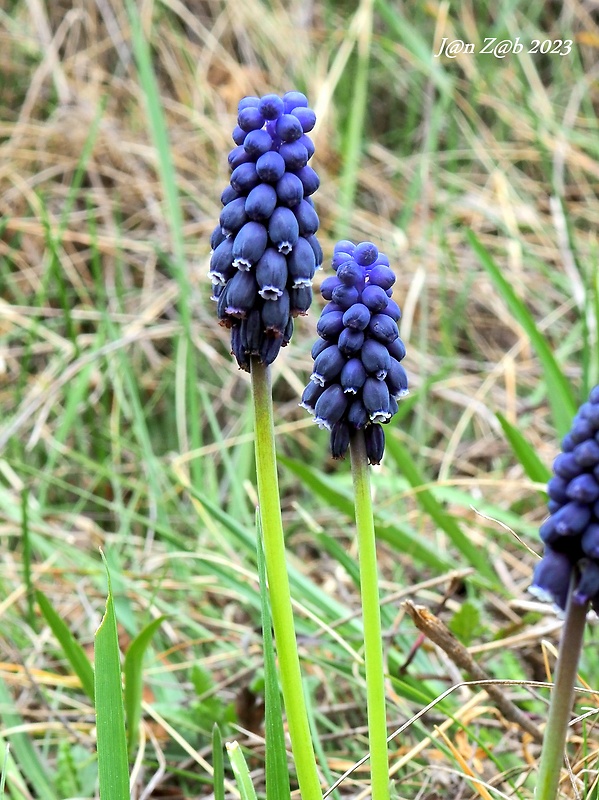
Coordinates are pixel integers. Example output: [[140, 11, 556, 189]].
[[1, 1, 598, 797]]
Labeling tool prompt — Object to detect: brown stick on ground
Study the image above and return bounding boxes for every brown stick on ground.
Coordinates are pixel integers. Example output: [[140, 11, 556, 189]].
[[403, 601, 543, 744]]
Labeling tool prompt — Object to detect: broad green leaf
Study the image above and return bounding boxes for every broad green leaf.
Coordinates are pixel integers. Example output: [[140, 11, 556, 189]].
[[36, 590, 95, 702], [95, 557, 129, 800], [124, 615, 166, 754], [468, 230, 576, 437]]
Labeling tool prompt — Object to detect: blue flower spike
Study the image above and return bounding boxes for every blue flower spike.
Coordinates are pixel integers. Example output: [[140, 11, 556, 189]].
[[302, 241, 408, 464], [530, 384, 599, 612], [210, 91, 320, 370]]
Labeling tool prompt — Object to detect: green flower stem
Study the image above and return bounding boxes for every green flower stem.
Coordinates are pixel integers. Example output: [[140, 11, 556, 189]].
[[250, 358, 322, 800], [536, 583, 587, 800], [350, 430, 390, 800]]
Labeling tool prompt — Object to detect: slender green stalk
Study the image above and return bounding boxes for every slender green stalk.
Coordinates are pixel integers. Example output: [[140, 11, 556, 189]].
[[349, 430, 390, 800], [250, 358, 323, 800], [536, 584, 588, 799]]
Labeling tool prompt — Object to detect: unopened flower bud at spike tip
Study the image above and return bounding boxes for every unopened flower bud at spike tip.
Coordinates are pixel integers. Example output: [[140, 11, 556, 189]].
[[302, 240, 408, 459], [210, 91, 320, 370], [531, 383, 599, 610]]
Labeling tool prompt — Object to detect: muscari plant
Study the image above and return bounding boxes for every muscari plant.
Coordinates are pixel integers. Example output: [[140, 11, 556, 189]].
[[209, 90, 323, 800], [530, 385, 599, 800], [209, 88, 408, 800], [301, 238, 408, 800]]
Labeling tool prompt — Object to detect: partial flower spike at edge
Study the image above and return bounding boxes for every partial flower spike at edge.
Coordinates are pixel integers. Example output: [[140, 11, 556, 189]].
[[531, 385, 599, 800]]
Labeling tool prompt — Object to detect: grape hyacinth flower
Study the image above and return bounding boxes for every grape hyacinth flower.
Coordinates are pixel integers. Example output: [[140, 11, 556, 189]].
[[209, 91, 322, 371], [210, 91, 323, 800], [530, 385, 599, 800], [302, 240, 407, 800], [301, 239, 408, 464], [530, 385, 599, 611]]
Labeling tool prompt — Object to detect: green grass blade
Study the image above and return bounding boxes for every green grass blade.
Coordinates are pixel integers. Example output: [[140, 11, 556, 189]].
[[36, 590, 95, 702], [212, 724, 225, 800], [496, 412, 552, 484], [468, 230, 577, 437], [95, 556, 130, 799], [256, 517, 292, 800], [226, 742, 258, 800], [0, 677, 59, 799], [385, 434, 495, 582], [124, 615, 167, 754]]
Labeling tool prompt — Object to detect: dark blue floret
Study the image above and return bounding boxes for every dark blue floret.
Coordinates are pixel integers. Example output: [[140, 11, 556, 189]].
[[566, 474, 599, 503], [331, 421, 351, 460], [279, 141, 309, 170], [361, 338, 391, 380], [361, 284, 389, 312], [225, 270, 257, 318], [332, 284, 361, 310], [232, 125, 247, 145], [365, 424, 385, 465], [530, 548, 572, 610], [238, 106, 265, 132], [311, 338, 332, 359], [300, 380, 326, 414], [332, 251, 353, 271], [291, 106, 316, 132], [298, 134, 315, 159], [314, 385, 348, 429], [232, 222, 268, 270], [294, 166, 319, 195], [368, 314, 399, 344], [221, 185, 241, 206], [311, 345, 346, 386], [220, 197, 248, 236], [337, 260, 364, 287], [276, 114, 303, 142], [276, 173, 304, 207], [362, 377, 391, 423], [258, 94, 285, 120], [228, 145, 252, 170], [343, 304, 371, 331], [341, 358, 367, 394], [245, 183, 278, 221], [354, 242, 379, 267], [338, 328, 365, 356], [553, 452, 584, 480], [293, 200, 320, 236], [231, 162, 260, 193], [256, 151, 286, 183], [287, 236, 316, 287], [321, 276, 343, 300], [255, 248, 288, 300], [210, 224, 227, 251], [283, 91, 308, 112], [243, 128, 273, 158], [317, 310, 345, 340], [268, 207, 300, 255], [261, 289, 290, 336], [368, 265, 396, 290], [290, 286, 312, 316], [582, 523, 599, 558], [209, 238, 236, 285], [573, 439, 599, 467]]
